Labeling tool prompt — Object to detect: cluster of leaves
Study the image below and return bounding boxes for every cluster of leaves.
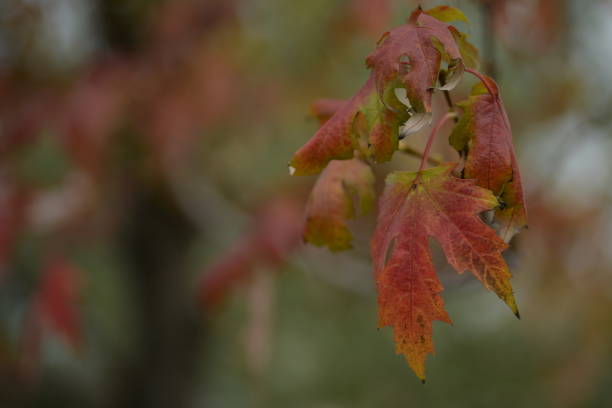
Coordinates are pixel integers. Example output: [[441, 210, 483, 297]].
[[290, 6, 527, 381]]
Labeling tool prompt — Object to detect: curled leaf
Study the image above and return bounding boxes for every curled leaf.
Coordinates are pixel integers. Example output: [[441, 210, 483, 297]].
[[400, 112, 433, 138], [304, 159, 375, 251], [449, 75, 527, 241], [365, 11, 463, 114]]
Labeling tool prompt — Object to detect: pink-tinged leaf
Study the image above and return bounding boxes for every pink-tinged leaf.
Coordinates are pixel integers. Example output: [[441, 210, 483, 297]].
[[372, 163, 518, 380], [290, 76, 407, 175], [449, 75, 527, 241], [365, 10, 463, 115], [304, 159, 374, 251], [290, 78, 375, 176]]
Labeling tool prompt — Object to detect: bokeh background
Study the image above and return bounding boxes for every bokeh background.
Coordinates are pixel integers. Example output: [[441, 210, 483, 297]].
[[1, 0, 612, 407]]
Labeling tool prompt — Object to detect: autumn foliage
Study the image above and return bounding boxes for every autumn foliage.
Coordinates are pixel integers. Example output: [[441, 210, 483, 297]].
[[291, 6, 527, 381]]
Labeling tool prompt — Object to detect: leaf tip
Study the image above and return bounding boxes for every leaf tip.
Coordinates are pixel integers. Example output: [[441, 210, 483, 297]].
[[502, 292, 520, 319]]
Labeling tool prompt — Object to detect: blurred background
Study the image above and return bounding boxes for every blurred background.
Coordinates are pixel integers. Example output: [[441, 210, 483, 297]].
[[1, 0, 612, 407]]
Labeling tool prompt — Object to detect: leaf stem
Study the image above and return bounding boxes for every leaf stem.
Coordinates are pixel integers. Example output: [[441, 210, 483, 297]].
[[418, 112, 456, 173], [465, 68, 497, 97]]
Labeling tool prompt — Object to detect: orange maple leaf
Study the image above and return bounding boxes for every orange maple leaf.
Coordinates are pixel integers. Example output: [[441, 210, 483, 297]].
[[371, 163, 518, 380]]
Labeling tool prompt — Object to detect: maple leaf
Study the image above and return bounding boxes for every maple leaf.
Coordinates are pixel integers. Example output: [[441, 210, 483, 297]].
[[365, 8, 463, 116], [421, 6, 479, 69], [289, 7, 479, 176], [371, 163, 518, 380], [304, 158, 375, 251], [449, 75, 527, 241], [290, 76, 408, 175]]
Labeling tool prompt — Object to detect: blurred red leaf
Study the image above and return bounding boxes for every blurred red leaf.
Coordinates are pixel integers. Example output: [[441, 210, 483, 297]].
[[491, 0, 564, 53], [349, 0, 391, 38], [34, 258, 83, 349], [199, 197, 303, 308], [60, 60, 131, 176], [18, 257, 82, 380]]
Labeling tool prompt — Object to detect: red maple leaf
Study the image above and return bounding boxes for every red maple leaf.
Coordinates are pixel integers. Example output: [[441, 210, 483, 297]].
[[371, 163, 518, 380], [450, 74, 527, 241], [290, 7, 479, 176]]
